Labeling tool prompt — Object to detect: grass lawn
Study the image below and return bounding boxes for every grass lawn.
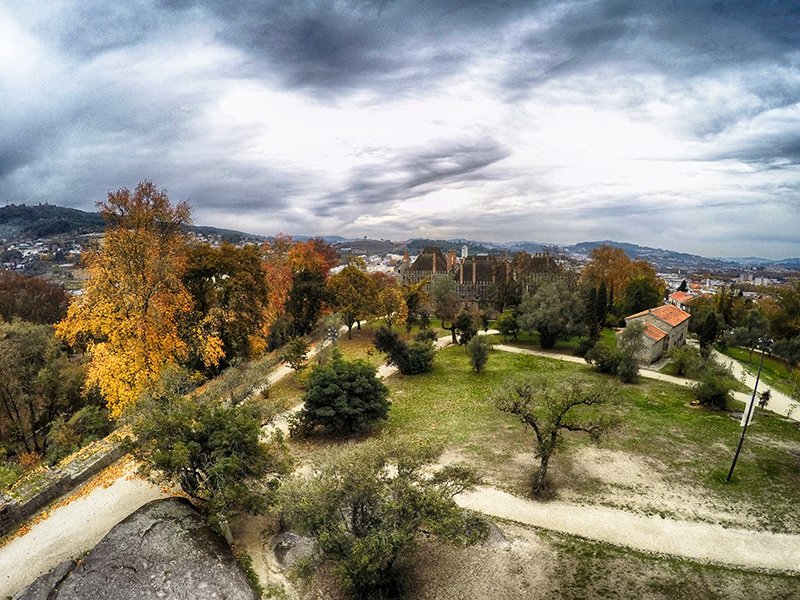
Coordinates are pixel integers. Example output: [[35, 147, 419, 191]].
[[381, 346, 800, 532], [721, 346, 800, 400], [280, 337, 800, 531], [487, 327, 617, 354], [274, 341, 800, 596]]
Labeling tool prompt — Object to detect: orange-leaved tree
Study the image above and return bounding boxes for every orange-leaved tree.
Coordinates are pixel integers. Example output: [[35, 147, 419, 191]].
[[56, 181, 223, 417]]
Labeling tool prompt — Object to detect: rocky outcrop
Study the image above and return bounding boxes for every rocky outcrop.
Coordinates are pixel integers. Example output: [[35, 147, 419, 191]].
[[14, 498, 256, 600]]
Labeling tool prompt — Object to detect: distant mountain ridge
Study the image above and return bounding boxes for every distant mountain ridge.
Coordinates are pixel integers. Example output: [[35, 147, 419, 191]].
[[2, 204, 797, 272], [0, 204, 265, 243]]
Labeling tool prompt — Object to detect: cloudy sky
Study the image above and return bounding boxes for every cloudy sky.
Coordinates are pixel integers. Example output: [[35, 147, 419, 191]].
[[2, 1, 799, 258]]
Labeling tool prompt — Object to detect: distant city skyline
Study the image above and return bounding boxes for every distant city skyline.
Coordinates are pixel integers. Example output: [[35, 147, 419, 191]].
[[2, 1, 799, 258]]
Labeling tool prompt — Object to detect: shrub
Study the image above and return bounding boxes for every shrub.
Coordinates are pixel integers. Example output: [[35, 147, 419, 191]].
[[47, 404, 112, 464], [128, 373, 292, 520], [668, 345, 704, 377], [375, 326, 435, 375], [617, 357, 640, 384], [280, 336, 309, 371], [454, 311, 478, 345], [466, 336, 492, 373], [693, 376, 732, 410], [294, 358, 390, 436], [414, 328, 438, 343], [573, 337, 595, 357], [496, 311, 519, 341], [585, 342, 621, 375], [403, 342, 436, 374]]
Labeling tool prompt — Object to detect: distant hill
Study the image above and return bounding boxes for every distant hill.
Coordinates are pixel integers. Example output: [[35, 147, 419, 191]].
[[559, 240, 739, 271], [0, 204, 265, 244], [387, 237, 799, 273], [0, 204, 104, 239]]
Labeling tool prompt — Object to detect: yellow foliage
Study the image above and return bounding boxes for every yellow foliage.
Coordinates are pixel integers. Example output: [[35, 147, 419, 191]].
[[56, 182, 221, 417]]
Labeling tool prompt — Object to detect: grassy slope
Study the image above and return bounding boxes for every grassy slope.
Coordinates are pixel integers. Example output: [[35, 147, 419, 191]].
[[721, 346, 800, 400], [277, 332, 800, 596]]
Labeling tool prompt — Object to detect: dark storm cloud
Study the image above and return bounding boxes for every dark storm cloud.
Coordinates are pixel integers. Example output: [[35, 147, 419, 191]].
[[315, 138, 510, 218], [2, 0, 799, 257], [156, 0, 540, 95], [503, 0, 800, 89]]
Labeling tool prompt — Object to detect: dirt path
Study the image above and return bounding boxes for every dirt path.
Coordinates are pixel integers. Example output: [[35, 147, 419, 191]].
[[456, 486, 800, 572], [0, 459, 170, 598], [712, 349, 799, 420]]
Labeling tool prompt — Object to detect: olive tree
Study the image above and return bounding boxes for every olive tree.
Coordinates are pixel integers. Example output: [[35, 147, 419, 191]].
[[517, 282, 585, 349], [494, 376, 616, 496], [280, 439, 488, 599]]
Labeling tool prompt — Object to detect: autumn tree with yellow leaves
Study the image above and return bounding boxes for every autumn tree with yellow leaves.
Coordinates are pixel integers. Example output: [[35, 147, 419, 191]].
[[56, 181, 222, 417], [580, 244, 665, 320]]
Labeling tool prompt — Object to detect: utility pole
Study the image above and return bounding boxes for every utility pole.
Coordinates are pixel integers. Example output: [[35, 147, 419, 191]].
[[726, 337, 772, 483]]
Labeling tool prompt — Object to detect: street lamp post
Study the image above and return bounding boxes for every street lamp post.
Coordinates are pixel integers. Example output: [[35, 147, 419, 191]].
[[726, 337, 772, 483]]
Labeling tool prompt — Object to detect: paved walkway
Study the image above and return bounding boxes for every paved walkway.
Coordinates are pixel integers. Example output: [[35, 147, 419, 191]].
[[712, 349, 799, 420]]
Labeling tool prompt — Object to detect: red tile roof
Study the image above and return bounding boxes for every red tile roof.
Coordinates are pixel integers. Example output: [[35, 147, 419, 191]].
[[643, 322, 668, 342], [669, 291, 694, 305], [626, 303, 691, 327]]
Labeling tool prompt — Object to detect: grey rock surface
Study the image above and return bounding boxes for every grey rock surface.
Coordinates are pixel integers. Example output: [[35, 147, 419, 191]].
[[13, 560, 75, 600], [13, 498, 256, 600]]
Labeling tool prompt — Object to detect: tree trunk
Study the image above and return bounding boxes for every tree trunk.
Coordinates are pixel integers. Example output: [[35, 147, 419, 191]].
[[533, 451, 551, 496]]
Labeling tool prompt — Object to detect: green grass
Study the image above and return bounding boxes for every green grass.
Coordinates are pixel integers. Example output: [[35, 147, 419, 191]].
[[281, 335, 800, 532], [380, 347, 800, 532], [721, 346, 800, 400], [488, 326, 617, 354]]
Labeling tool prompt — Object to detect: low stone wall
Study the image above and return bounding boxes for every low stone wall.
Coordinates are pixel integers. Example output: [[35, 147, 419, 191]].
[[0, 439, 126, 537]]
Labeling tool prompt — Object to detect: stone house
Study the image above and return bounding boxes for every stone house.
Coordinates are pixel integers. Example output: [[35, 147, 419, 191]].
[[624, 304, 691, 363], [667, 290, 697, 313]]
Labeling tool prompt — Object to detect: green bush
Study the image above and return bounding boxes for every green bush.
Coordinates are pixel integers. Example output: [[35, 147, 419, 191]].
[[128, 371, 292, 520], [496, 311, 519, 341], [454, 311, 478, 345], [375, 326, 435, 375], [668, 345, 703, 377], [693, 376, 732, 410], [466, 336, 492, 373], [414, 328, 437, 343], [573, 337, 595, 357], [294, 358, 390, 436], [47, 404, 112, 464], [585, 342, 621, 375]]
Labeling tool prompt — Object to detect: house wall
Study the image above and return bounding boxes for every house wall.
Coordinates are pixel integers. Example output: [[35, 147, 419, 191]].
[[666, 319, 688, 351]]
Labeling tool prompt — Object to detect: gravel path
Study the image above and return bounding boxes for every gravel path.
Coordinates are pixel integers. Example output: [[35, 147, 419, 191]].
[[456, 486, 800, 572]]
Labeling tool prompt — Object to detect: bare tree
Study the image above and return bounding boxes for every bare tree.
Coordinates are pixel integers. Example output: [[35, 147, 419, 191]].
[[494, 376, 617, 496]]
